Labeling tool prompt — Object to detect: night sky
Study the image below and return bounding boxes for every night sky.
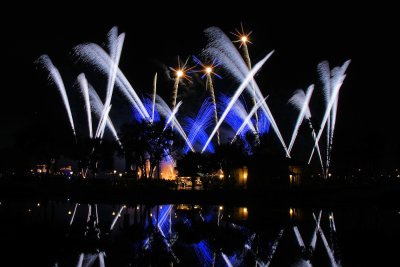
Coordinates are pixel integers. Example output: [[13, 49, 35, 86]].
[[1, 3, 398, 171]]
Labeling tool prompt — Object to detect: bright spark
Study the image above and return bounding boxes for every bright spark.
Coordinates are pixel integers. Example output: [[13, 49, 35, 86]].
[[192, 55, 222, 79], [231, 23, 253, 48], [170, 56, 193, 82]]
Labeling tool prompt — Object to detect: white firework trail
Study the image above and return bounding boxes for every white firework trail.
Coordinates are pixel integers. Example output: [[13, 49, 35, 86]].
[[73, 43, 151, 121], [308, 60, 350, 176], [201, 52, 275, 153], [231, 96, 268, 143], [203, 27, 288, 155], [287, 85, 314, 154], [164, 101, 183, 130], [77, 74, 93, 138], [88, 85, 122, 147], [110, 205, 126, 231], [37, 55, 76, 137], [97, 27, 125, 139], [310, 210, 322, 251], [313, 213, 338, 267], [155, 95, 194, 152], [288, 85, 324, 174]]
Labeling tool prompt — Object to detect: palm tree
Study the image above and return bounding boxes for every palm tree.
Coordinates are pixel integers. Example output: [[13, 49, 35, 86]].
[[120, 120, 175, 180]]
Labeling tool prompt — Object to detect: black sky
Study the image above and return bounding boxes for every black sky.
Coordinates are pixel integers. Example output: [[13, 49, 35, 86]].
[[1, 3, 399, 170]]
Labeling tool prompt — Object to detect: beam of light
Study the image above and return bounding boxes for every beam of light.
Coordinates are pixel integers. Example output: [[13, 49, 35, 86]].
[[265, 229, 285, 267], [221, 252, 234, 267], [327, 66, 342, 172], [319, 61, 332, 176], [308, 60, 350, 170], [88, 85, 122, 147], [203, 27, 288, 156], [329, 212, 342, 266], [310, 210, 322, 251], [287, 85, 314, 153], [73, 43, 151, 121], [110, 205, 125, 231], [243, 233, 264, 266], [313, 213, 338, 267], [77, 74, 93, 138], [184, 117, 214, 153], [183, 98, 215, 153], [37, 55, 76, 137], [82, 254, 98, 267], [201, 53, 273, 153], [232, 96, 268, 143], [152, 73, 157, 123], [86, 204, 92, 223], [193, 240, 214, 266], [220, 93, 256, 139], [136, 97, 160, 123], [97, 27, 125, 140], [330, 212, 337, 233], [69, 203, 79, 226], [96, 104, 112, 139], [293, 226, 305, 248], [98, 252, 105, 267], [76, 253, 84, 267], [164, 101, 183, 130], [257, 108, 271, 135], [95, 204, 99, 225], [157, 205, 173, 237], [155, 95, 195, 152], [287, 85, 325, 176]]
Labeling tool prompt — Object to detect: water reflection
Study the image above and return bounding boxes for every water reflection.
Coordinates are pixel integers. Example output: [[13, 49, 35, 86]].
[[0, 199, 399, 266]]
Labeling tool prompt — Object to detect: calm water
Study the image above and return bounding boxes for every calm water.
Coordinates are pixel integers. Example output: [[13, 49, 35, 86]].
[[0, 198, 398, 266]]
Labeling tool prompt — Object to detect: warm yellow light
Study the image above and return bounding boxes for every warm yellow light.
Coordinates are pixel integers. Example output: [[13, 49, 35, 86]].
[[219, 174, 224, 179], [328, 173, 332, 177], [68, 210, 72, 215], [113, 170, 117, 174], [219, 206, 223, 210], [329, 215, 333, 219], [289, 208, 293, 216], [177, 70, 184, 78], [112, 211, 116, 216], [37, 203, 40, 207], [119, 173, 122, 177], [241, 36, 248, 43], [206, 67, 212, 74], [118, 213, 121, 217], [243, 207, 248, 213]]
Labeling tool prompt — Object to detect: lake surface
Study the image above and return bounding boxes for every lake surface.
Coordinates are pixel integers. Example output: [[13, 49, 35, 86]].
[[0, 198, 398, 266]]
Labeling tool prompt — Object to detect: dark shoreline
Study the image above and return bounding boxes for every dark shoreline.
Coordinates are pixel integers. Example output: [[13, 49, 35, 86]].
[[1, 176, 399, 207]]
